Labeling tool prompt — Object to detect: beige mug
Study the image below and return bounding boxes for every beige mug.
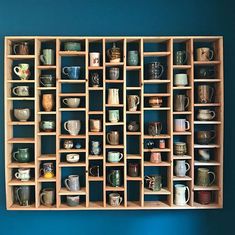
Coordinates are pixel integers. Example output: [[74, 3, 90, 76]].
[[107, 131, 119, 145], [196, 47, 214, 61], [127, 95, 140, 111], [90, 119, 102, 132], [42, 94, 54, 112]]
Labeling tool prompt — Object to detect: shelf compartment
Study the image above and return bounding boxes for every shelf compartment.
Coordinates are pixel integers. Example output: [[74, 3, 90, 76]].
[[59, 202, 86, 209], [59, 187, 86, 195], [8, 179, 35, 186], [144, 188, 171, 195]]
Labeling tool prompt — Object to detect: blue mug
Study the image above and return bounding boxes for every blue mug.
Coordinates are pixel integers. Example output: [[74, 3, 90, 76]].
[[62, 66, 81, 79]]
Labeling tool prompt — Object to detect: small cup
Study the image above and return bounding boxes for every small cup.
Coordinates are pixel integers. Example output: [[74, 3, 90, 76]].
[[174, 73, 188, 87]]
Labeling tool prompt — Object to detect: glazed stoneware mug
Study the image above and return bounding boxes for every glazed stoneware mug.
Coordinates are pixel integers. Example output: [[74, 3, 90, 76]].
[[197, 85, 214, 103], [174, 142, 187, 155], [63, 98, 80, 108], [107, 89, 119, 105], [147, 62, 164, 80], [174, 118, 190, 132], [90, 119, 102, 132], [13, 148, 30, 163], [174, 73, 188, 87], [197, 130, 216, 145], [12, 86, 29, 97], [40, 188, 55, 206], [40, 49, 54, 65], [150, 152, 162, 163], [90, 72, 100, 87], [198, 149, 210, 161], [174, 160, 190, 177], [196, 168, 215, 187], [128, 50, 139, 66], [107, 131, 119, 145], [174, 184, 190, 206], [128, 163, 139, 177], [13, 63, 31, 80], [64, 42, 81, 51], [196, 47, 214, 61], [108, 170, 121, 187], [67, 195, 80, 207], [174, 94, 189, 112], [66, 153, 80, 163], [107, 151, 123, 163], [90, 141, 101, 156], [40, 121, 55, 132], [89, 165, 100, 177], [65, 175, 80, 191], [108, 110, 119, 123], [109, 67, 119, 80], [42, 94, 54, 112], [174, 50, 187, 65], [197, 109, 216, 121], [64, 120, 81, 136], [40, 74, 55, 87], [145, 175, 162, 191], [198, 191, 211, 205], [149, 96, 163, 108], [40, 162, 54, 179], [62, 66, 81, 79], [127, 95, 140, 111], [15, 168, 30, 181], [13, 42, 29, 55], [109, 193, 122, 207], [15, 186, 30, 206], [148, 122, 162, 136], [14, 108, 30, 121], [89, 52, 100, 67]]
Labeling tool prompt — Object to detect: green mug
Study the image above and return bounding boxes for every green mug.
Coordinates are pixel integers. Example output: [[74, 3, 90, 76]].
[[13, 148, 30, 163], [40, 49, 54, 65], [108, 170, 121, 187]]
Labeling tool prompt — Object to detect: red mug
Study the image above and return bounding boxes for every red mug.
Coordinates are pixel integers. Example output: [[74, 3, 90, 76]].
[[198, 191, 211, 205]]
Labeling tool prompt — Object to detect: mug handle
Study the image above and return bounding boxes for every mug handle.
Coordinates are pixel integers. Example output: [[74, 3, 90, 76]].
[[209, 87, 214, 102], [135, 96, 140, 106], [13, 44, 19, 55], [13, 151, 19, 161], [208, 171, 216, 185], [16, 187, 22, 205], [158, 64, 164, 78], [64, 121, 69, 132], [62, 67, 69, 76], [208, 50, 214, 61], [64, 179, 71, 191], [185, 97, 190, 109], [40, 55, 46, 64], [185, 120, 190, 131], [118, 196, 123, 206], [89, 167, 95, 176], [15, 172, 20, 179], [185, 163, 190, 172], [119, 153, 124, 161], [62, 99, 68, 106], [209, 111, 216, 120], [182, 51, 188, 64], [13, 66, 20, 77], [40, 80, 46, 87], [40, 192, 46, 205], [107, 133, 111, 144], [185, 186, 190, 204], [12, 87, 19, 96], [108, 172, 115, 186]]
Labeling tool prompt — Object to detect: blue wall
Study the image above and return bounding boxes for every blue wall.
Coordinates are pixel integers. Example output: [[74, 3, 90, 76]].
[[0, 0, 234, 234]]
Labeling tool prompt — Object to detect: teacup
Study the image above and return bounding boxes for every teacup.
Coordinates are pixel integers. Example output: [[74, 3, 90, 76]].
[[62, 66, 81, 80], [40, 74, 55, 87], [63, 98, 80, 108], [107, 151, 123, 163], [14, 108, 30, 121]]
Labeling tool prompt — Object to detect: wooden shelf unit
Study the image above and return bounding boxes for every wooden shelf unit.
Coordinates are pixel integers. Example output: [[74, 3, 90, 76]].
[[4, 36, 224, 210]]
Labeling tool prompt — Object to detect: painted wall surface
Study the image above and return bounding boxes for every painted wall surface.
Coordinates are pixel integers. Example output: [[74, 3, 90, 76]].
[[0, 0, 234, 234]]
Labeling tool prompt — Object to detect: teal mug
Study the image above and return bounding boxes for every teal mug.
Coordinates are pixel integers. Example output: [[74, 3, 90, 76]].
[[108, 110, 119, 123], [128, 50, 139, 66], [108, 170, 121, 187]]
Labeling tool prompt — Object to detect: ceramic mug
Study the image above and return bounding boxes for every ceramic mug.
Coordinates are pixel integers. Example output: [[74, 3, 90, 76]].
[[198, 191, 211, 205], [107, 89, 119, 105], [62, 66, 81, 79], [148, 122, 162, 136], [90, 119, 102, 132], [109, 193, 122, 207], [197, 109, 216, 121], [90, 52, 100, 66], [67, 195, 80, 206], [108, 170, 121, 187], [12, 86, 29, 96], [174, 142, 187, 155], [196, 47, 214, 61], [107, 42, 121, 63], [174, 74, 188, 87], [40, 74, 55, 87], [145, 175, 162, 191], [107, 151, 123, 163], [13, 148, 30, 163], [42, 94, 54, 112], [196, 168, 215, 186], [149, 96, 162, 108], [90, 72, 100, 87], [40, 162, 54, 179], [64, 42, 81, 51], [40, 121, 55, 132], [109, 67, 120, 80], [174, 119, 190, 132], [174, 94, 189, 112], [128, 163, 139, 177], [63, 140, 73, 149], [63, 98, 80, 108], [128, 50, 139, 66], [65, 175, 80, 191], [150, 152, 162, 163], [198, 149, 210, 161], [127, 95, 140, 111], [174, 184, 190, 206], [64, 120, 81, 136], [40, 49, 54, 65], [66, 153, 80, 163], [90, 141, 101, 155], [147, 62, 164, 80], [174, 160, 190, 177], [13, 42, 29, 55], [13, 63, 31, 80], [127, 121, 139, 132], [15, 186, 30, 206], [89, 165, 100, 177], [14, 108, 30, 121], [197, 130, 216, 145], [40, 188, 55, 206], [107, 131, 119, 145], [197, 85, 214, 103], [108, 110, 119, 123], [174, 50, 187, 65], [15, 168, 30, 181]]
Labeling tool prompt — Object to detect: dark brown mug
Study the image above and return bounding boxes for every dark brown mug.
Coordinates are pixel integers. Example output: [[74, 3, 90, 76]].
[[197, 131, 216, 145], [13, 42, 29, 55], [128, 163, 139, 177]]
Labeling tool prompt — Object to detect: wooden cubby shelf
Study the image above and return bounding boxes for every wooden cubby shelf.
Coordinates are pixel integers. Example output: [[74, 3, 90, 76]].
[[5, 36, 224, 210]]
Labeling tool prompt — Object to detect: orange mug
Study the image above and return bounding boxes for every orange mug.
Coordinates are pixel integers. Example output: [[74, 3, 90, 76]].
[[150, 152, 162, 163]]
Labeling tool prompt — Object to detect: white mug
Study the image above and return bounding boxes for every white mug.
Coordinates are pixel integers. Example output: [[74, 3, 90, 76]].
[[63, 98, 80, 108], [174, 160, 190, 177], [15, 168, 30, 181], [64, 120, 81, 136], [174, 119, 190, 132], [174, 184, 190, 206], [90, 52, 100, 67], [174, 73, 188, 87]]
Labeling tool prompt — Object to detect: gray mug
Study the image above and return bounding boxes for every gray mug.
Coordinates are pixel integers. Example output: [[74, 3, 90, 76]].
[[65, 175, 80, 191]]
